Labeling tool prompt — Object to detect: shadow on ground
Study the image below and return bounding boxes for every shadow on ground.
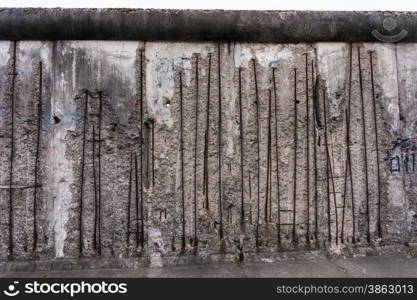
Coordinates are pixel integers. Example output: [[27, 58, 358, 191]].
[[1, 254, 416, 278]]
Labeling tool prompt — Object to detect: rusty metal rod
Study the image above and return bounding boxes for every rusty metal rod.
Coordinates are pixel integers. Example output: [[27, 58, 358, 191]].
[[32, 61, 42, 252], [269, 89, 273, 222], [305, 53, 310, 244], [248, 171, 253, 225], [127, 151, 133, 248], [358, 47, 370, 243], [179, 70, 186, 251], [370, 51, 382, 239], [203, 53, 212, 211], [323, 86, 332, 244], [292, 68, 298, 245], [312, 60, 319, 241], [145, 120, 151, 190], [134, 152, 140, 247], [328, 138, 339, 245], [265, 89, 272, 223], [78, 90, 89, 255], [97, 91, 103, 255], [342, 45, 354, 244], [347, 109, 355, 244], [272, 68, 281, 246], [203, 129, 208, 205], [269, 156, 273, 223], [92, 126, 98, 251], [139, 49, 145, 249], [341, 109, 349, 243], [348, 44, 356, 244], [193, 55, 199, 247], [8, 40, 17, 258], [217, 44, 224, 240], [238, 67, 245, 223], [151, 120, 155, 187], [252, 58, 260, 248]]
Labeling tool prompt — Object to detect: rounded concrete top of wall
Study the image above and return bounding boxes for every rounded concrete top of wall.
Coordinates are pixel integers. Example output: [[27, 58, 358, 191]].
[[0, 8, 417, 42]]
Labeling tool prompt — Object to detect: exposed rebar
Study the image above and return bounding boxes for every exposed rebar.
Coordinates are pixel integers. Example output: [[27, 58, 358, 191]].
[[323, 86, 332, 244], [126, 151, 133, 248], [312, 60, 319, 241], [97, 91, 103, 255], [203, 53, 212, 211], [238, 67, 245, 223], [370, 51, 382, 239], [265, 89, 272, 223], [358, 47, 371, 243], [304, 53, 310, 244], [252, 59, 260, 248], [272, 68, 281, 246], [8, 40, 17, 259], [92, 126, 98, 252], [179, 70, 186, 251], [193, 55, 199, 248], [32, 61, 43, 253], [217, 44, 224, 241], [292, 68, 298, 245], [140, 49, 145, 249]]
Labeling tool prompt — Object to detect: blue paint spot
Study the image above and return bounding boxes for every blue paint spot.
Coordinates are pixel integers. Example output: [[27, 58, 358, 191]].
[[269, 60, 280, 68]]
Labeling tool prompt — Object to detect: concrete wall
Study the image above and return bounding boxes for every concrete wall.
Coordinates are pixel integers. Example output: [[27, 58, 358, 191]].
[[0, 39, 416, 264]]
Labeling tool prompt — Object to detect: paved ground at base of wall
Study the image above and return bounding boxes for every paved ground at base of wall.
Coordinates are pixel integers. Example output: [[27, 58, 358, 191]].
[[1, 254, 416, 278]]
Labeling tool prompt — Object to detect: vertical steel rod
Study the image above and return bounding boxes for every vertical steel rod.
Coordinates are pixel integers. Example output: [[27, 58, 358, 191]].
[[312, 60, 319, 241], [328, 140, 339, 244], [217, 44, 224, 240], [151, 120, 155, 187], [127, 151, 133, 248], [252, 59, 260, 248], [347, 110, 355, 244], [8, 40, 17, 258], [79, 91, 89, 255], [134, 153, 139, 247], [370, 51, 382, 239], [358, 47, 371, 243], [269, 157, 272, 223], [145, 121, 151, 189], [193, 55, 199, 247], [342, 46, 354, 244], [347, 44, 356, 244], [179, 70, 186, 251], [203, 53, 212, 211], [96, 92, 102, 255], [292, 68, 298, 245], [248, 171, 253, 225], [272, 68, 281, 246], [92, 126, 98, 251], [238, 67, 245, 223], [341, 109, 349, 243], [139, 49, 145, 249], [305, 54, 310, 244], [33, 61, 42, 252], [323, 87, 332, 244], [265, 89, 272, 223]]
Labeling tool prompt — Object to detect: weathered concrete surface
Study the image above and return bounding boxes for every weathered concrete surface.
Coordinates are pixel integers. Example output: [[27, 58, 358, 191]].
[[1, 253, 417, 277], [0, 8, 417, 42], [1, 38, 417, 267]]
